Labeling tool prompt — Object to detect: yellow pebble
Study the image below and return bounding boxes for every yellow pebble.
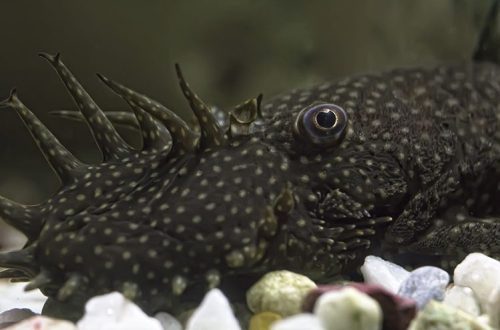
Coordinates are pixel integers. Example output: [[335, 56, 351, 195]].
[[249, 312, 282, 330]]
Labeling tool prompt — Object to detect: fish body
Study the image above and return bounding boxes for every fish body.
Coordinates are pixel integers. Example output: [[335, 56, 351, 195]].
[[0, 56, 499, 318]]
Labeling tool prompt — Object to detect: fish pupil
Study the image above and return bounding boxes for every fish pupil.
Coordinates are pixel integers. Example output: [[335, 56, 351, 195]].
[[315, 109, 337, 129]]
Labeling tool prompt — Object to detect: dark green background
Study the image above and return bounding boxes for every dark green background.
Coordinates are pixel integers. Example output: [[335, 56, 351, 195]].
[[0, 0, 491, 205]]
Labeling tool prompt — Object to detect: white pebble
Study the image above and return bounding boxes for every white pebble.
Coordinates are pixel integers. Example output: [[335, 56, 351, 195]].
[[186, 289, 241, 330], [360, 255, 410, 293], [454, 253, 500, 310], [486, 285, 500, 329], [271, 313, 324, 330], [154, 312, 182, 330], [443, 285, 480, 317], [314, 287, 382, 330], [0, 280, 47, 314], [77, 292, 162, 330]]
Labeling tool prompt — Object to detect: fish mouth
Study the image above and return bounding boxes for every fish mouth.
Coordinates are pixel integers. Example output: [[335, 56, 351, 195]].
[[211, 175, 384, 281], [274, 182, 395, 278]]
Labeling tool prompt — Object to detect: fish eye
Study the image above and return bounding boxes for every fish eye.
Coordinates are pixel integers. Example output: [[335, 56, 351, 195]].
[[293, 103, 348, 146]]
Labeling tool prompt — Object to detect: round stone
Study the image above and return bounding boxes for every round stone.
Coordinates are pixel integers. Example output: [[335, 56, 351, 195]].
[[360, 255, 410, 293], [397, 266, 450, 309], [442, 285, 480, 317], [314, 287, 382, 330], [270, 314, 323, 330], [453, 253, 500, 312], [407, 300, 491, 330], [249, 311, 281, 330], [246, 270, 316, 317]]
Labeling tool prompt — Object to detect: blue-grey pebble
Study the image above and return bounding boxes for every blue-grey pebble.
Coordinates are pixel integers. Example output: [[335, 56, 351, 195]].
[[397, 266, 450, 310]]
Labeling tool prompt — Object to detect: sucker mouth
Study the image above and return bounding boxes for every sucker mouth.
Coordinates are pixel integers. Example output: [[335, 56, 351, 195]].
[[308, 184, 372, 219], [297, 185, 394, 252]]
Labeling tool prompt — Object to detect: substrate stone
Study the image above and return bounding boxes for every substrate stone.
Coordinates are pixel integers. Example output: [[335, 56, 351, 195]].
[[398, 266, 450, 309], [408, 300, 492, 330], [76, 292, 162, 330], [303, 283, 415, 330], [246, 270, 317, 317], [270, 314, 324, 330], [314, 287, 382, 330], [0, 280, 47, 314], [485, 285, 499, 329], [443, 285, 481, 317], [360, 255, 410, 293], [185, 289, 241, 330], [154, 312, 182, 330], [0, 308, 37, 328], [454, 253, 500, 311], [249, 311, 282, 330], [3, 316, 76, 330]]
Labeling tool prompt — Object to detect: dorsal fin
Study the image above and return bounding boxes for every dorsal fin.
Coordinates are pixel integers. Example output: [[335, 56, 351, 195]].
[[0, 89, 84, 183], [97, 73, 198, 156], [129, 104, 172, 152], [39, 53, 133, 161], [0, 268, 30, 280], [0, 247, 38, 277], [175, 64, 227, 150], [50, 110, 139, 131], [52, 109, 172, 153], [0, 195, 42, 239], [473, 0, 500, 62]]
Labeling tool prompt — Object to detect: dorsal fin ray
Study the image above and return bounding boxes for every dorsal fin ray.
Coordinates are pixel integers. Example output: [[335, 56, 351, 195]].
[[25, 270, 52, 291], [51, 109, 172, 152], [51, 110, 139, 131], [39, 53, 132, 161], [0, 89, 84, 183], [473, 0, 500, 62], [0, 268, 30, 280], [175, 64, 227, 150], [130, 104, 172, 152], [0, 247, 38, 277], [97, 74, 197, 156], [0, 195, 42, 239]]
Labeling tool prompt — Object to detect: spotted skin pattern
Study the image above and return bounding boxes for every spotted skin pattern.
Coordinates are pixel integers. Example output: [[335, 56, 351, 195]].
[[0, 52, 500, 319]]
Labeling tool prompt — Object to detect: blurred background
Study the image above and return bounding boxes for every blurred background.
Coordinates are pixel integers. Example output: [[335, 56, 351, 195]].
[[0, 0, 494, 247]]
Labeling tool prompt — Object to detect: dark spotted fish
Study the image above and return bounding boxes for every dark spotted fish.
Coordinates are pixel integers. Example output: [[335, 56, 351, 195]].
[[1, 4, 500, 320]]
